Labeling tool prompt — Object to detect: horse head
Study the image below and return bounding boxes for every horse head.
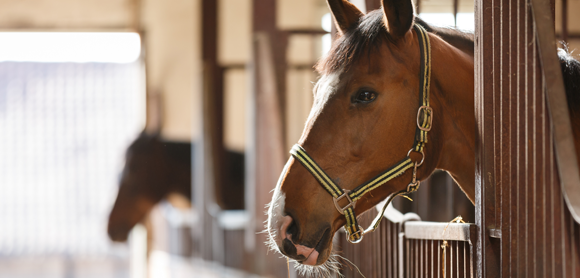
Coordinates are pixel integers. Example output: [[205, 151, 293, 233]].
[[107, 132, 170, 242], [266, 0, 475, 275]]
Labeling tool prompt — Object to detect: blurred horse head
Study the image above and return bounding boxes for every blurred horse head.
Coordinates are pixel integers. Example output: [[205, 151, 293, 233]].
[[107, 132, 191, 242]]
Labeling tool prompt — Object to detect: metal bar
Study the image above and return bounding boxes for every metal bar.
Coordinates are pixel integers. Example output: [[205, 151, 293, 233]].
[[413, 239, 417, 277], [456, 241, 459, 278], [431, 240, 434, 278], [400, 230, 406, 278], [450, 241, 453, 278], [464, 241, 467, 278], [420, 240, 423, 277]]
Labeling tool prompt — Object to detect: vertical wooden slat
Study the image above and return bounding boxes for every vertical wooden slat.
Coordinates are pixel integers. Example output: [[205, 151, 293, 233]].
[[437, 240, 440, 278], [474, 0, 501, 274]]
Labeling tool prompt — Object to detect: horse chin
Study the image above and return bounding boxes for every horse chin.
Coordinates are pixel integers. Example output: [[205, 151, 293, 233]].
[[265, 223, 342, 277], [107, 224, 130, 242], [293, 242, 342, 278]]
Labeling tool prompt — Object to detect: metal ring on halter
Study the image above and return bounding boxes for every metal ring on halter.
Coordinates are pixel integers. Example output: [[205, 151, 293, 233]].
[[333, 189, 356, 215], [407, 148, 425, 166], [346, 225, 365, 244]]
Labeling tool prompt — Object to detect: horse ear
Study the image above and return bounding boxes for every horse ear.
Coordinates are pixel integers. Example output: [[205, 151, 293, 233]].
[[381, 0, 415, 40], [326, 0, 364, 35]]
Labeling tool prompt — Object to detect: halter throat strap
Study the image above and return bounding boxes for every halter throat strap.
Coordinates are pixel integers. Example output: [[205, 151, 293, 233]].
[[289, 23, 432, 244]]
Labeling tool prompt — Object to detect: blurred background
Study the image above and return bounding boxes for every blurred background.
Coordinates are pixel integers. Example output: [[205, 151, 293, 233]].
[[0, 0, 577, 277]]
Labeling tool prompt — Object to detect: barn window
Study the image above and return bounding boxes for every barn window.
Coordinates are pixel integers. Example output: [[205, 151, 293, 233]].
[[419, 12, 475, 31], [0, 32, 141, 63], [0, 32, 144, 276]]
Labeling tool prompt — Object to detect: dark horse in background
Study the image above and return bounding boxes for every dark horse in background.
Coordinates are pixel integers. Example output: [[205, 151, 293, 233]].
[[265, 0, 580, 276], [107, 131, 245, 242]]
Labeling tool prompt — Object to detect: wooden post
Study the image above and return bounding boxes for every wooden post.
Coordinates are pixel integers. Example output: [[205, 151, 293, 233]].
[[453, 0, 458, 27], [245, 0, 289, 276], [194, 0, 225, 262], [562, 0, 568, 42]]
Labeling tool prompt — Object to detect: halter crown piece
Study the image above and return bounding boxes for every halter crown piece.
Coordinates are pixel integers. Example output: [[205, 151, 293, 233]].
[[289, 24, 432, 244]]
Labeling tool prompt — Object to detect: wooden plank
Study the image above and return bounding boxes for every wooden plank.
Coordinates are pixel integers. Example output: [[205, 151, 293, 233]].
[[474, 0, 501, 276]]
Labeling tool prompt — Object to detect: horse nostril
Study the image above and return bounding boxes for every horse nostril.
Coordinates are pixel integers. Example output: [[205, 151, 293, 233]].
[[279, 215, 296, 240], [287, 220, 298, 237]]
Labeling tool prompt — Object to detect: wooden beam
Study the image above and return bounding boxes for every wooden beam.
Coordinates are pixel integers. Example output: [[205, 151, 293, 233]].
[[252, 0, 287, 148], [562, 0, 568, 42], [365, 0, 381, 12], [246, 0, 289, 276], [201, 0, 225, 209], [416, 0, 421, 15], [286, 28, 329, 35], [195, 0, 225, 262], [453, 0, 458, 27]]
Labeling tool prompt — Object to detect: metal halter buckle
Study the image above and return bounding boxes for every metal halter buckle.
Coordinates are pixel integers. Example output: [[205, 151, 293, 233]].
[[407, 148, 425, 167], [417, 105, 433, 131], [346, 225, 365, 244], [333, 190, 356, 215]]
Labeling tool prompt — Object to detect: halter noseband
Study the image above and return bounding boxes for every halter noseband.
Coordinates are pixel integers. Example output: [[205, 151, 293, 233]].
[[289, 24, 432, 244]]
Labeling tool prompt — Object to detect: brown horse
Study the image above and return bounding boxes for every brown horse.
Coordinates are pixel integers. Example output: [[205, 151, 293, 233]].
[[266, 0, 580, 276], [107, 131, 247, 242], [107, 132, 192, 242]]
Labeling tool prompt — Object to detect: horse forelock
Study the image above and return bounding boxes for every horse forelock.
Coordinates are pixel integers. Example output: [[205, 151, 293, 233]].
[[316, 10, 388, 75]]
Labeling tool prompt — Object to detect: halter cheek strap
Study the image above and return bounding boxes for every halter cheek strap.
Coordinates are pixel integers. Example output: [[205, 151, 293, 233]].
[[289, 24, 432, 244]]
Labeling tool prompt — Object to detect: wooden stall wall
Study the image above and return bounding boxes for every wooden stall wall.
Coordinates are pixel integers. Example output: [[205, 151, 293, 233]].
[[475, 0, 580, 276]]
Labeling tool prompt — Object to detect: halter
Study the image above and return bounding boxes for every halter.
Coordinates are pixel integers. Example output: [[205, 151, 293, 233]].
[[289, 23, 432, 244]]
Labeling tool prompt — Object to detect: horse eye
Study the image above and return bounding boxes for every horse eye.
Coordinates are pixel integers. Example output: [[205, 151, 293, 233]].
[[355, 91, 377, 103]]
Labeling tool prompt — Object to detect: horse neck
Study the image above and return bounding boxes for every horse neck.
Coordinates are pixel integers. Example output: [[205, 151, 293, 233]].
[[429, 35, 476, 203]]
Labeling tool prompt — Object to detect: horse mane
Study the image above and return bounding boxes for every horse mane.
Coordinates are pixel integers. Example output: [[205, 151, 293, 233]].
[[315, 10, 475, 75]]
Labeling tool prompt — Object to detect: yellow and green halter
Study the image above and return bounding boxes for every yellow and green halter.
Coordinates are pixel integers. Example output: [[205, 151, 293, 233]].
[[289, 23, 432, 244]]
